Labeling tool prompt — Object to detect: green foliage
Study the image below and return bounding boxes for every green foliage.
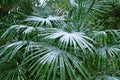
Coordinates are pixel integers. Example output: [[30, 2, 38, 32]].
[[0, 0, 120, 80]]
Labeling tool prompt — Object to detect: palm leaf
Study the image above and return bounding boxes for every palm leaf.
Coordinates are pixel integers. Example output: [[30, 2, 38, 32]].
[[0, 41, 28, 61], [22, 45, 90, 80], [97, 45, 120, 58], [93, 31, 107, 46], [24, 15, 65, 27], [106, 30, 120, 41], [0, 25, 44, 40], [39, 28, 95, 53]]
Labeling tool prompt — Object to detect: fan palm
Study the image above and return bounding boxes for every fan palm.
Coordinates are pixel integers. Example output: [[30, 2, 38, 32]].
[[0, 0, 120, 80]]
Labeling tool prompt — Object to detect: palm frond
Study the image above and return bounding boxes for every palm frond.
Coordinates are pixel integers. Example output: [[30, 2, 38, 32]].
[[24, 15, 65, 27], [39, 28, 96, 53], [93, 31, 107, 46], [93, 30, 120, 46], [0, 41, 28, 61], [0, 25, 43, 40], [106, 30, 120, 41], [97, 45, 120, 58], [22, 45, 90, 80]]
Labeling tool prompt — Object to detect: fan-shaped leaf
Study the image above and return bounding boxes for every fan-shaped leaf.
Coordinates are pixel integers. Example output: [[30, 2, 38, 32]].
[[39, 29, 95, 53], [97, 45, 120, 58], [22, 45, 90, 80], [25, 15, 65, 27]]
